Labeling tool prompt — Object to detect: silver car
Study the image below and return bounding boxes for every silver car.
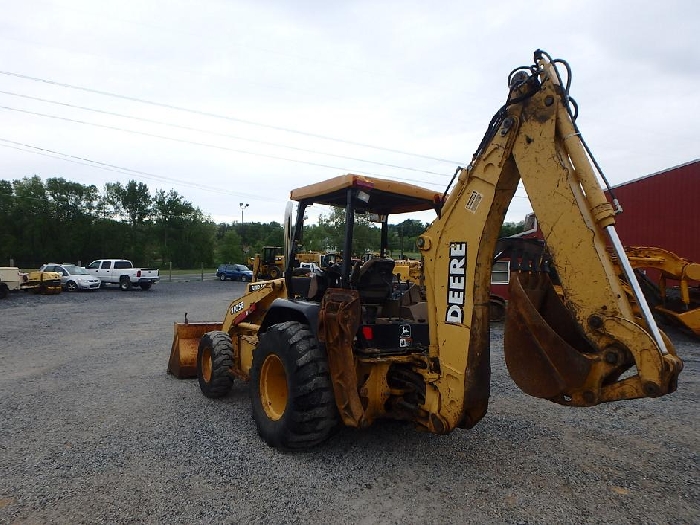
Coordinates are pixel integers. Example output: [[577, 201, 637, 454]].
[[40, 263, 101, 291]]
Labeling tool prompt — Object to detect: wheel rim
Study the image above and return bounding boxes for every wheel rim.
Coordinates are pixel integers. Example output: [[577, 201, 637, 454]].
[[259, 354, 288, 421], [201, 347, 213, 382], [67, 281, 77, 291], [219, 274, 225, 281]]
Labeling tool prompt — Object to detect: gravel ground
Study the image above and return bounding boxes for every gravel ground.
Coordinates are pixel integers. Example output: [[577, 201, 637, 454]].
[[0, 281, 698, 524]]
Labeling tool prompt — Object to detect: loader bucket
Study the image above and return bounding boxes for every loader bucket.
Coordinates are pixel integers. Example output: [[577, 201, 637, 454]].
[[168, 322, 223, 379], [503, 273, 594, 401]]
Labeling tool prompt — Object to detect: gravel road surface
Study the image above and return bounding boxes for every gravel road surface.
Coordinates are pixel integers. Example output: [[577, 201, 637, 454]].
[[1, 281, 697, 524]]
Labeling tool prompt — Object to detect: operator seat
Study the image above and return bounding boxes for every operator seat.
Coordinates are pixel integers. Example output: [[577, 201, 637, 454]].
[[353, 258, 395, 304]]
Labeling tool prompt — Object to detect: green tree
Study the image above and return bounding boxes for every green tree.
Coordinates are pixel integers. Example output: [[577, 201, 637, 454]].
[[103, 180, 153, 261], [153, 189, 196, 264], [499, 221, 526, 237], [217, 228, 244, 264], [11, 176, 51, 266], [0, 179, 18, 264]]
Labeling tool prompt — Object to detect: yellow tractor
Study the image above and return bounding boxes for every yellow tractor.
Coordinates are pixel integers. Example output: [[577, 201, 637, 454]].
[[250, 246, 285, 281], [21, 270, 62, 294], [169, 50, 683, 450]]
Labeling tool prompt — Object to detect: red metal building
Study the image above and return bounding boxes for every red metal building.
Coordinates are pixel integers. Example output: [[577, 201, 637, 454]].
[[611, 159, 699, 263]]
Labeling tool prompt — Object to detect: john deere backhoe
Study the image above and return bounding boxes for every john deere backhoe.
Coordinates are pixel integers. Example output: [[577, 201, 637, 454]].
[[169, 50, 683, 450]]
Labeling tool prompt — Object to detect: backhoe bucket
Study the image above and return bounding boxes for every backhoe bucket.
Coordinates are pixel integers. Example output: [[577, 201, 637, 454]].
[[503, 273, 594, 401], [168, 322, 223, 378]]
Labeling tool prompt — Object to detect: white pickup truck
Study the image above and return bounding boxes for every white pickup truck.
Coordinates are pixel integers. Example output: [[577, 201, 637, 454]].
[[86, 259, 160, 291]]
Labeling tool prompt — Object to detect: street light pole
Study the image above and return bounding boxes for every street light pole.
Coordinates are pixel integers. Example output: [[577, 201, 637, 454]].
[[240, 202, 249, 224]]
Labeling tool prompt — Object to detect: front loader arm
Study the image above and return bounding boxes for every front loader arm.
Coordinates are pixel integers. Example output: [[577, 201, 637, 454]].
[[418, 51, 682, 434], [168, 278, 287, 379]]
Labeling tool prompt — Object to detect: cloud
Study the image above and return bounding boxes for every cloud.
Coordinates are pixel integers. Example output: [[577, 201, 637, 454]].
[[0, 0, 697, 227]]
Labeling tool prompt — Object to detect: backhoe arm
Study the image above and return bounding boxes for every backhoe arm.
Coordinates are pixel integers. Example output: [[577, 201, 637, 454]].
[[418, 50, 682, 434]]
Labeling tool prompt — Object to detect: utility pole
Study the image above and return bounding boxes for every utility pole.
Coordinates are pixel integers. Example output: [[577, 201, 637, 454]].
[[240, 202, 249, 224]]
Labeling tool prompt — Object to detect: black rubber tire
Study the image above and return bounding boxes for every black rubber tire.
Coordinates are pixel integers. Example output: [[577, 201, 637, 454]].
[[0, 283, 8, 299], [119, 277, 132, 291], [140, 282, 152, 290], [489, 296, 506, 322], [66, 280, 78, 292], [219, 274, 226, 281], [250, 321, 338, 450], [197, 331, 234, 398], [268, 266, 281, 279]]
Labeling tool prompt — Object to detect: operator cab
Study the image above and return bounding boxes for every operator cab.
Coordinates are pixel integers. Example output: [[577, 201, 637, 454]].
[[284, 174, 443, 355]]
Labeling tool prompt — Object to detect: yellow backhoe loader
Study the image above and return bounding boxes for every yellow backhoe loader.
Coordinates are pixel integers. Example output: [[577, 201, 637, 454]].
[[169, 50, 683, 450], [250, 246, 285, 281]]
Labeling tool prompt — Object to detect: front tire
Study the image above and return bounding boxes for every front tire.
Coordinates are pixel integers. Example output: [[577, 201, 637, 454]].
[[250, 321, 338, 450], [197, 331, 234, 398], [219, 274, 226, 281], [66, 280, 78, 292]]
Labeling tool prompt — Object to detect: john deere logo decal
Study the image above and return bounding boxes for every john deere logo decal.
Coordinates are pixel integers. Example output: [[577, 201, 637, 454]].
[[445, 242, 466, 324]]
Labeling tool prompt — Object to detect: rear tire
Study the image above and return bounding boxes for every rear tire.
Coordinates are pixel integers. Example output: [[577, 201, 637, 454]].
[[197, 331, 234, 398], [250, 321, 338, 450], [0, 283, 8, 299], [219, 274, 226, 281], [268, 266, 281, 279], [119, 277, 132, 291]]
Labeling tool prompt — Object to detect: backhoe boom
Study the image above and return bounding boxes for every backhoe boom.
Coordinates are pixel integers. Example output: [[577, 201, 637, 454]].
[[418, 50, 682, 432]]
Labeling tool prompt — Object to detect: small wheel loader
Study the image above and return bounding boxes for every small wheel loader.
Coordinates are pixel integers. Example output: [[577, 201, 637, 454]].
[[168, 50, 683, 450]]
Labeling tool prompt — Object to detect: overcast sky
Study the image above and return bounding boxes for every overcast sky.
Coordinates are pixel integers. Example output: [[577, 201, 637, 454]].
[[1, 0, 697, 227]]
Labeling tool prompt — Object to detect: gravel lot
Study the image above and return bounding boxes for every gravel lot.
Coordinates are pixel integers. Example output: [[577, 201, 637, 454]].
[[1, 281, 698, 524]]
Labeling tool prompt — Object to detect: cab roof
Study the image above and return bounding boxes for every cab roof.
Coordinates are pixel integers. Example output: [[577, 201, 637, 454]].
[[290, 174, 443, 215]]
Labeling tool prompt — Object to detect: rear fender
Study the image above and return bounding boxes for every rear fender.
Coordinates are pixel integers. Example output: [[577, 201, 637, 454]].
[[259, 298, 321, 338]]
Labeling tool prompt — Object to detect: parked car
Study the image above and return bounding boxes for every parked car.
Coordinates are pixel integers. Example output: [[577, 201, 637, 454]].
[[216, 263, 253, 282], [299, 262, 321, 274], [40, 263, 101, 291]]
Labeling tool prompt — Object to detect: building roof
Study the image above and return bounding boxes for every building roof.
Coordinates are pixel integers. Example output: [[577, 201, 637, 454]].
[[611, 159, 699, 189]]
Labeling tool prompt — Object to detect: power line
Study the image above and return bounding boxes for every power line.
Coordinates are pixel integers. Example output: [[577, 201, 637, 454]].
[[0, 104, 446, 188], [0, 89, 450, 177], [1, 139, 531, 225], [0, 138, 282, 204], [0, 70, 466, 165]]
